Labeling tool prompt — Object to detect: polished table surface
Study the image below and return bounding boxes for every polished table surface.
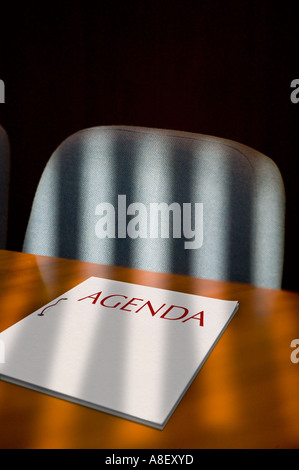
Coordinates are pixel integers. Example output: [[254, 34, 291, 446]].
[[0, 249, 298, 449]]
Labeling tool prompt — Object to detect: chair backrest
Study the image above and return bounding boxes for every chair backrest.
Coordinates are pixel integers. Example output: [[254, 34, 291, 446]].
[[23, 126, 285, 289], [0, 125, 10, 249]]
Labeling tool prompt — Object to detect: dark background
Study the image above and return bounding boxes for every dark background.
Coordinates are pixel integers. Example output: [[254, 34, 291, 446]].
[[0, 1, 298, 291]]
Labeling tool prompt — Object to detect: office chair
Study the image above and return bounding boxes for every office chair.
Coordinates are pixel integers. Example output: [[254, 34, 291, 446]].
[[23, 126, 285, 289], [0, 125, 10, 249]]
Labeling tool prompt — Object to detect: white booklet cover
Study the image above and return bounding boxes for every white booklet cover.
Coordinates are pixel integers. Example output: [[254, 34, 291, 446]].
[[0, 277, 238, 429]]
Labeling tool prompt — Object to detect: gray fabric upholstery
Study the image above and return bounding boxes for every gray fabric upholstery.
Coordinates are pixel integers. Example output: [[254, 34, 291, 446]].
[[23, 126, 285, 289], [0, 125, 10, 248]]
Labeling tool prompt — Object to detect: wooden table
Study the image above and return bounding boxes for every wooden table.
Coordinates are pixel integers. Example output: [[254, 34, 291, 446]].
[[0, 249, 298, 449]]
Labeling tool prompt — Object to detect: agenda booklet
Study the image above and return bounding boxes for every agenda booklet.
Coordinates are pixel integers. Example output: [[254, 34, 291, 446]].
[[0, 276, 238, 429]]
